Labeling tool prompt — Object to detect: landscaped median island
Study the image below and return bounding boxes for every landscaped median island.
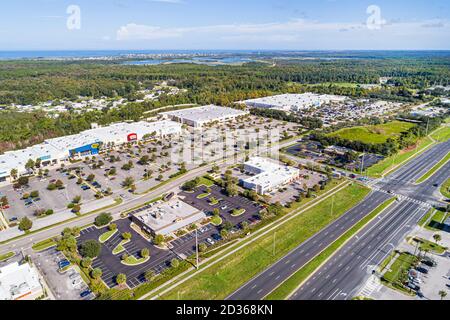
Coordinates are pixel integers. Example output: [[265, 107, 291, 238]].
[[112, 239, 130, 255], [121, 255, 150, 266], [157, 182, 370, 300], [31, 238, 57, 252], [265, 196, 397, 300], [0, 251, 15, 262], [415, 151, 450, 184], [409, 236, 447, 254], [99, 228, 118, 243]]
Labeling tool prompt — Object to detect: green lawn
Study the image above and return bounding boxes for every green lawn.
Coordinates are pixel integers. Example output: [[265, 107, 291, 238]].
[[112, 239, 130, 255], [430, 125, 450, 142], [415, 151, 450, 184], [265, 196, 396, 300], [381, 252, 419, 295], [197, 193, 211, 199], [159, 183, 370, 300], [99, 229, 118, 243], [366, 136, 433, 178], [0, 251, 15, 261], [328, 121, 416, 145], [418, 208, 435, 227], [197, 176, 215, 187], [425, 210, 448, 231], [122, 255, 150, 266], [411, 237, 447, 254], [441, 178, 450, 199], [231, 209, 246, 217], [211, 216, 222, 226], [32, 238, 56, 251]]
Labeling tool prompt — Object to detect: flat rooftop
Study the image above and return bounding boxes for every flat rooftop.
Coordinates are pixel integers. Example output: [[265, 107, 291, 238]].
[[243, 93, 347, 109], [133, 199, 206, 236], [0, 262, 42, 300], [160, 105, 249, 123]]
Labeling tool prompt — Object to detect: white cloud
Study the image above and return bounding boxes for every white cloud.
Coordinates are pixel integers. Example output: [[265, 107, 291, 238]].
[[115, 18, 450, 49]]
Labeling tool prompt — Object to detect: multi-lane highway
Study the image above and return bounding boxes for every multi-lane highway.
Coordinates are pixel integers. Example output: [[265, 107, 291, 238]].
[[228, 138, 450, 300]]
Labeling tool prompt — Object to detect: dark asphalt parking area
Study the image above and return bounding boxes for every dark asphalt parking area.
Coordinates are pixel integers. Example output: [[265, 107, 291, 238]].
[[78, 218, 178, 289], [180, 185, 263, 227]]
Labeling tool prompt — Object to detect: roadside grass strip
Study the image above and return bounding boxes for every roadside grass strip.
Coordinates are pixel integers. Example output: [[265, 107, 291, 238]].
[[366, 136, 434, 178], [430, 125, 450, 142], [32, 238, 57, 252], [415, 151, 450, 184], [380, 252, 418, 295], [112, 239, 130, 255], [139, 180, 347, 300], [418, 208, 435, 227], [157, 183, 369, 300], [409, 236, 447, 254], [441, 178, 450, 199], [265, 196, 397, 300], [0, 251, 15, 262], [122, 255, 150, 266], [99, 229, 118, 243]]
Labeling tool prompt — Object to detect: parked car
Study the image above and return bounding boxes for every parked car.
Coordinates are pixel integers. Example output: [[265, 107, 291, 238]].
[[206, 238, 215, 245], [212, 234, 222, 241], [80, 289, 92, 298], [416, 266, 429, 274], [8, 217, 18, 222]]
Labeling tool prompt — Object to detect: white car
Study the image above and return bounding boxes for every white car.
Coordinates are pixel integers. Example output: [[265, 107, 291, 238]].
[[206, 238, 215, 245]]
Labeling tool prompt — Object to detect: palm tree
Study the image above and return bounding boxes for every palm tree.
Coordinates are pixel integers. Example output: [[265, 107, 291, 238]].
[[10, 169, 18, 181], [438, 290, 447, 300]]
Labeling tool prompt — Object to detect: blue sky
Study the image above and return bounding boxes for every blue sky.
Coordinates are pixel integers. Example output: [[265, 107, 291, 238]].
[[1, 0, 449, 50]]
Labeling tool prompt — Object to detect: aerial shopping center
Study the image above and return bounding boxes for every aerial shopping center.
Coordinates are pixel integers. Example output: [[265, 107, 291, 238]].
[[0, 120, 182, 183]]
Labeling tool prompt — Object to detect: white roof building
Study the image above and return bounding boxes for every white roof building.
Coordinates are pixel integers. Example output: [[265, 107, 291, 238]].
[[243, 93, 347, 112], [131, 199, 207, 236], [0, 262, 43, 300], [242, 157, 300, 195], [0, 120, 182, 181], [160, 105, 249, 127]]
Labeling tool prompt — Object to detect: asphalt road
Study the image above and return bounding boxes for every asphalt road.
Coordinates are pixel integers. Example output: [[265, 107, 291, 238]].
[[228, 138, 450, 300], [227, 190, 391, 300]]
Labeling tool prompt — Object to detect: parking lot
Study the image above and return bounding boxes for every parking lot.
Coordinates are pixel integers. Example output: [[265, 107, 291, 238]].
[[180, 184, 263, 227], [78, 219, 179, 289], [0, 168, 98, 221], [32, 247, 93, 300]]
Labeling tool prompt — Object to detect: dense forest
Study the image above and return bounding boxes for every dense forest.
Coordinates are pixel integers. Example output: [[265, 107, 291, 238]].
[[0, 55, 449, 153]]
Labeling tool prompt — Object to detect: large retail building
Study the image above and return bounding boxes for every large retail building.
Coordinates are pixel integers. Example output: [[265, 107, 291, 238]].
[[0, 120, 181, 183]]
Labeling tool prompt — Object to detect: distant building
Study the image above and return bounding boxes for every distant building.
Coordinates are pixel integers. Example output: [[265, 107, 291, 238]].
[[241, 157, 300, 195], [0, 262, 44, 300], [242, 93, 347, 112], [160, 105, 249, 128]]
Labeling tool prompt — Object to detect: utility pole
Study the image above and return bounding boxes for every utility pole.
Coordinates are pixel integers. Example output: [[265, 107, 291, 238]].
[[195, 228, 199, 269], [360, 152, 365, 176], [425, 117, 430, 136], [331, 195, 334, 216]]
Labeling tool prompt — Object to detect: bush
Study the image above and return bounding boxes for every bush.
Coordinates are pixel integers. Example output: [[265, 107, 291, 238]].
[[91, 268, 102, 280], [80, 240, 101, 258], [94, 212, 113, 227]]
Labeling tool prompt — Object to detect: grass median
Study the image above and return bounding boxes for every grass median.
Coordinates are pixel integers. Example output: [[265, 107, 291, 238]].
[[265, 196, 396, 300], [415, 151, 450, 184], [158, 183, 370, 300]]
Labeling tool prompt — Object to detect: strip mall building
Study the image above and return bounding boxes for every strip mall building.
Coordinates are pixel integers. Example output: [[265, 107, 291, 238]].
[[0, 120, 182, 183]]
